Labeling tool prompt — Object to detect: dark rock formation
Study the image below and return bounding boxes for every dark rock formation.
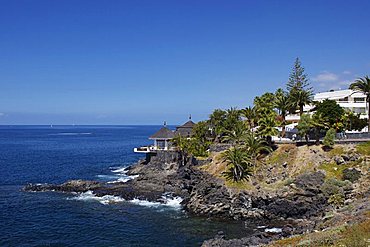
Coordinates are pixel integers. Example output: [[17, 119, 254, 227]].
[[24, 150, 336, 247], [333, 153, 361, 165], [24, 154, 330, 221]]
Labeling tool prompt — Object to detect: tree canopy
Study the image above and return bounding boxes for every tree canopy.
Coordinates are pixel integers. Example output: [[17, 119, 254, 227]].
[[315, 99, 344, 129]]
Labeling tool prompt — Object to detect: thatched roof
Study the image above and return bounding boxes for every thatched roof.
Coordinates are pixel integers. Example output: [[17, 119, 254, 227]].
[[175, 120, 195, 137], [177, 120, 195, 128], [149, 127, 175, 139]]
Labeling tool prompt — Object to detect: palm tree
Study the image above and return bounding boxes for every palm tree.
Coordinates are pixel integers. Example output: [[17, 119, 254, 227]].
[[222, 120, 249, 146], [221, 147, 252, 182], [171, 135, 190, 166], [311, 112, 330, 145], [275, 93, 290, 137], [350, 76, 370, 132], [209, 109, 227, 140], [243, 133, 272, 174], [257, 113, 278, 146], [290, 89, 313, 116], [242, 106, 256, 130]]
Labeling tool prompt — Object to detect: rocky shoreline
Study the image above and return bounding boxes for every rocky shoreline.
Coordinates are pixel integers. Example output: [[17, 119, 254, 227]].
[[24, 146, 369, 246]]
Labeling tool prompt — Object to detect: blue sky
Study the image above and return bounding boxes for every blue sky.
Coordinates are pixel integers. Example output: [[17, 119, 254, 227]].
[[0, 0, 369, 125]]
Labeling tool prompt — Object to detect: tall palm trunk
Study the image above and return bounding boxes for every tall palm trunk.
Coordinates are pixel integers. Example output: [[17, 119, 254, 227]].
[[315, 127, 320, 145], [304, 134, 309, 144], [281, 115, 286, 138], [299, 104, 304, 116]]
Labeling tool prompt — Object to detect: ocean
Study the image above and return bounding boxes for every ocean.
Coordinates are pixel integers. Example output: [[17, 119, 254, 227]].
[[0, 125, 254, 247]]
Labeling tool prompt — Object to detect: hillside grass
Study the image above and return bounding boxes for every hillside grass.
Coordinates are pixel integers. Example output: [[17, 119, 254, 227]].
[[268, 219, 370, 247], [319, 162, 350, 180], [266, 144, 297, 165], [201, 143, 367, 191], [327, 146, 346, 157], [356, 141, 370, 156]]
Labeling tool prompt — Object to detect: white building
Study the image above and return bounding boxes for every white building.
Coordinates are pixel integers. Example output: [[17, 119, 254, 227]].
[[286, 89, 368, 122], [314, 89, 367, 118]]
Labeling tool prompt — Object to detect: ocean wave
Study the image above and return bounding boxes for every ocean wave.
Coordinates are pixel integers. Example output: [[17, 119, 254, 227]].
[[106, 166, 138, 183], [110, 167, 128, 173], [68, 191, 183, 209], [130, 194, 183, 210], [264, 227, 282, 233], [107, 175, 139, 183], [68, 191, 125, 205]]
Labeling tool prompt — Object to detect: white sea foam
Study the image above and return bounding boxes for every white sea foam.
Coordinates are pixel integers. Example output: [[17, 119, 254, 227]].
[[69, 191, 183, 209], [96, 174, 117, 180], [264, 227, 282, 233], [106, 166, 139, 183], [111, 167, 128, 173], [257, 225, 267, 229], [107, 175, 139, 183], [69, 191, 124, 205], [129, 194, 183, 210]]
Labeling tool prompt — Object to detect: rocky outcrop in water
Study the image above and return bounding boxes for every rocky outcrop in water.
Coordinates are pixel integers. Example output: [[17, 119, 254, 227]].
[[24, 152, 331, 222], [26, 149, 358, 247]]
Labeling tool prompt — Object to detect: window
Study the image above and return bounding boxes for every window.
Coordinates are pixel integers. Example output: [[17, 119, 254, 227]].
[[354, 97, 365, 103], [338, 97, 348, 102], [156, 140, 166, 149]]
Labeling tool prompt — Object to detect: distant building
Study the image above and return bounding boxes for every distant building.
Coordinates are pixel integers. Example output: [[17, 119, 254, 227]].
[[286, 89, 368, 122], [314, 89, 367, 117], [134, 118, 195, 154], [149, 122, 175, 151], [175, 115, 195, 137]]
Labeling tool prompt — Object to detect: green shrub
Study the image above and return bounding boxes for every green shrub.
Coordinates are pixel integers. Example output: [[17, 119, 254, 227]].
[[343, 168, 362, 182], [323, 128, 336, 148], [321, 178, 352, 198], [328, 194, 345, 208]]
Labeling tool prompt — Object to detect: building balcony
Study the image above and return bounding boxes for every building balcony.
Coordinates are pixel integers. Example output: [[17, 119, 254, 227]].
[[134, 145, 176, 153], [337, 102, 367, 108], [286, 114, 301, 121]]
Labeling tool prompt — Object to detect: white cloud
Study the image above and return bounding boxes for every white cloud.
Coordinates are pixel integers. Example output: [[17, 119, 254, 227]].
[[312, 70, 356, 91], [312, 71, 338, 82], [342, 70, 351, 75]]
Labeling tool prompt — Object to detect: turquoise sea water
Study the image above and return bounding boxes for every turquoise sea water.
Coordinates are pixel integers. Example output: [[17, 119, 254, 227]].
[[0, 125, 255, 247]]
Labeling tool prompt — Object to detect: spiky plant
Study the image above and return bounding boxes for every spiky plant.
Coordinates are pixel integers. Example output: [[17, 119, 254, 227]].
[[257, 113, 278, 145], [221, 147, 252, 182], [275, 91, 290, 137], [243, 132, 272, 174], [242, 106, 256, 129], [222, 120, 249, 146], [290, 89, 313, 116]]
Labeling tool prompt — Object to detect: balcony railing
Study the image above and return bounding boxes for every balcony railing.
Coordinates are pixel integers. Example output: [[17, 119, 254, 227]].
[[134, 145, 177, 153]]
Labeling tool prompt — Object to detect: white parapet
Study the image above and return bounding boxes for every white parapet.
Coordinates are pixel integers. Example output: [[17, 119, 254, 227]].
[[134, 146, 154, 153]]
